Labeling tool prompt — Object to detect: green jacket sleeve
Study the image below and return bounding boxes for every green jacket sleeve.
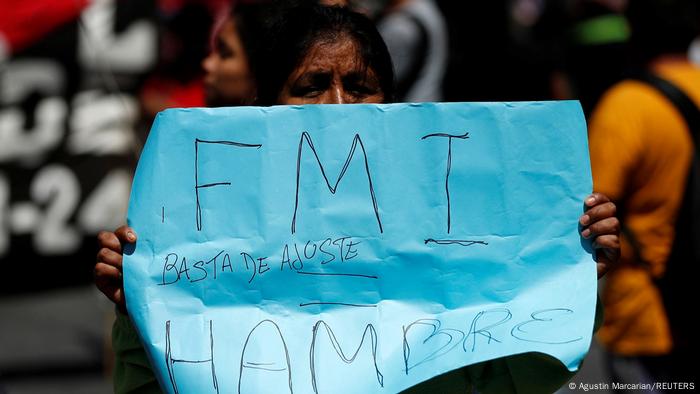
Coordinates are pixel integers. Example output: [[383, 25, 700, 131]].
[[112, 311, 162, 394]]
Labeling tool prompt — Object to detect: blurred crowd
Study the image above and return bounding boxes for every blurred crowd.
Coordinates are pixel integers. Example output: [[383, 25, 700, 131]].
[[1, 0, 698, 392]]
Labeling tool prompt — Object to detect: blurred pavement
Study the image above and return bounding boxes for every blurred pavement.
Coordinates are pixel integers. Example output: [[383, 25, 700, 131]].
[[0, 286, 113, 394]]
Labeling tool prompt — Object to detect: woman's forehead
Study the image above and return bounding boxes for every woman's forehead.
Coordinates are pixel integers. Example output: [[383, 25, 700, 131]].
[[296, 37, 368, 72], [217, 19, 239, 43]]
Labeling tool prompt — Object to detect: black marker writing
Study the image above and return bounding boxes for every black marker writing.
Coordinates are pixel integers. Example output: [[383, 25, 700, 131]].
[[402, 307, 579, 375], [421, 132, 469, 233], [161, 250, 229, 285], [296, 271, 378, 279], [241, 252, 269, 283], [165, 320, 219, 394], [463, 309, 512, 352], [280, 237, 365, 274], [194, 138, 261, 231], [319, 238, 335, 264], [510, 309, 583, 344], [281, 243, 304, 271], [291, 132, 382, 234], [310, 321, 384, 393], [239, 320, 293, 394], [402, 319, 465, 373], [424, 239, 488, 247]]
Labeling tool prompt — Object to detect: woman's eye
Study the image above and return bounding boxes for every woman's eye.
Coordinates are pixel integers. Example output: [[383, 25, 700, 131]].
[[348, 84, 375, 96], [215, 41, 235, 60], [219, 47, 234, 59], [291, 85, 322, 97]]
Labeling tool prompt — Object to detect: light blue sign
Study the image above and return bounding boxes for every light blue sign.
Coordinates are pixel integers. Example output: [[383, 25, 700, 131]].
[[124, 102, 596, 393]]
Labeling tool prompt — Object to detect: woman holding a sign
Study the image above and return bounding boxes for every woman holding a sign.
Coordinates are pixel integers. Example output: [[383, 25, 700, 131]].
[[95, 3, 620, 394]]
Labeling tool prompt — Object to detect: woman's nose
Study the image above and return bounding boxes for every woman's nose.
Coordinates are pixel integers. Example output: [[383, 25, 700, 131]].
[[328, 86, 345, 104], [202, 53, 216, 73]]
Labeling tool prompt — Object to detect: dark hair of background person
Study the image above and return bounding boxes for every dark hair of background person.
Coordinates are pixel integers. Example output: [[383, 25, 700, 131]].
[[254, 3, 396, 104], [230, 0, 275, 87], [160, 3, 213, 81], [561, 1, 630, 116], [626, 0, 700, 63]]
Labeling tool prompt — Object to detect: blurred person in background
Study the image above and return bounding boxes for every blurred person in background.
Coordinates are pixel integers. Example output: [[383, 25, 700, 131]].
[[436, 2, 509, 102], [553, 0, 630, 116], [690, 36, 700, 65], [139, 2, 214, 119], [588, 0, 700, 386], [437, 1, 571, 103], [199, 1, 264, 107], [350, 0, 448, 102], [141, 0, 265, 116]]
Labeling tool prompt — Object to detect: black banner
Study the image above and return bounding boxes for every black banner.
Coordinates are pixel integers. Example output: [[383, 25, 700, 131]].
[[0, 0, 156, 293]]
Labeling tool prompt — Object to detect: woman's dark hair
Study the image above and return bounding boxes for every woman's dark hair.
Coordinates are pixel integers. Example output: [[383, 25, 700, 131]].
[[253, 3, 395, 104], [230, 1, 274, 86]]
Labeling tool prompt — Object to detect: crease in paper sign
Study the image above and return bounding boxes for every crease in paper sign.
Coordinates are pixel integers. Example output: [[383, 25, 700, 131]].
[[124, 101, 596, 393]]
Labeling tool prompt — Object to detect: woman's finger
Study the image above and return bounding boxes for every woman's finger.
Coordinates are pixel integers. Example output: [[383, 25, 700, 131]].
[[581, 217, 620, 239], [592, 234, 621, 250], [111, 287, 127, 314], [114, 225, 137, 244], [96, 247, 124, 270], [94, 262, 122, 282], [584, 192, 611, 209], [580, 202, 617, 227], [97, 231, 121, 253]]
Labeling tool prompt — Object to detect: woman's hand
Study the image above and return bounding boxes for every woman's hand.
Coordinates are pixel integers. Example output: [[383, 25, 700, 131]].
[[94, 225, 136, 314], [579, 193, 620, 279]]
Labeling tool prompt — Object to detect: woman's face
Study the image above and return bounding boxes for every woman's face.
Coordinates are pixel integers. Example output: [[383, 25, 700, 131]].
[[277, 36, 385, 105], [202, 18, 255, 106]]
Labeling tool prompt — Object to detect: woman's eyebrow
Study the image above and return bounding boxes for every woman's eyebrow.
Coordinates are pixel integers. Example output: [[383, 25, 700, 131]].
[[294, 71, 332, 84], [216, 36, 230, 53], [343, 71, 379, 85]]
